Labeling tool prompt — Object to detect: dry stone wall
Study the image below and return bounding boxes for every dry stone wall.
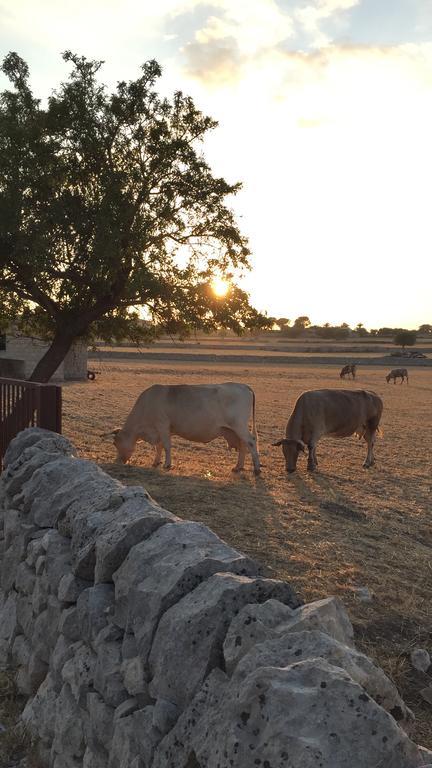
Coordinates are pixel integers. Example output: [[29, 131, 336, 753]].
[[0, 428, 431, 768]]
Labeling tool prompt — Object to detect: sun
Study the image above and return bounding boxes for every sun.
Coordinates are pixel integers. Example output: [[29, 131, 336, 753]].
[[211, 277, 230, 298]]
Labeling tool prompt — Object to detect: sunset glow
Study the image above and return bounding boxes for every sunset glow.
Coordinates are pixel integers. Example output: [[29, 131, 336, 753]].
[[1, 0, 431, 327], [210, 277, 230, 298]]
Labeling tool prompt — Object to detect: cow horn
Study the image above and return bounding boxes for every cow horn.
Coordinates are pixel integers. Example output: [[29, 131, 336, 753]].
[[272, 439, 285, 447], [297, 440, 306, 452]]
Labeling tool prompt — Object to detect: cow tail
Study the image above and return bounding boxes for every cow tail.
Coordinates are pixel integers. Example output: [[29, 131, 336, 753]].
[[251, 388, 258, 449]]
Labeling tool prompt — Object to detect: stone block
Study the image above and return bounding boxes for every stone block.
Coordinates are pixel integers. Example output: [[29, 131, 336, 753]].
[[148, 571, 300, 710]]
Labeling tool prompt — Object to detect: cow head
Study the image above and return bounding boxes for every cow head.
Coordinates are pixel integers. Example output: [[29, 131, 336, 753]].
[[100, 428, 135, 464], [272, 438, 306, 473]]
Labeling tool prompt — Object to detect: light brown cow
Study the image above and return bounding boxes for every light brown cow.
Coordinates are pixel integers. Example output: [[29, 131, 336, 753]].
[[103, 382, 261, 474], [340, 363, 357, 379], [272, 388, 383, 473], [386, 368, 408, 385]]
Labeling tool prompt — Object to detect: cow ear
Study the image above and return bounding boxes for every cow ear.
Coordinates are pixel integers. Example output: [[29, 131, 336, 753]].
[[272, 439, 285, 447], [297, 441, 306, 452], [100, 428, 121, 439]]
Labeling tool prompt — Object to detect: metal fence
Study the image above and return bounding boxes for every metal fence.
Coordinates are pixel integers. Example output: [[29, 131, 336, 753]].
[[0, 377, 62, 469]]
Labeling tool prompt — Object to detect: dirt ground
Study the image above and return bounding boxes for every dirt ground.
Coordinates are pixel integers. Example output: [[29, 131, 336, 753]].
[[62, 360, 432, 747]]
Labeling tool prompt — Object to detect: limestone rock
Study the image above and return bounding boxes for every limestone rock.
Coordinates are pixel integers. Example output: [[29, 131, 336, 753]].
[[14, 562, 36, 596], [23, 457, 88, 526], [16, 594, 34, 637], [59, 606, 81, 642], [85, 691, 115, 754], [153, 659, 425, 768], [3, 428, 75, 468], [411, 648, 431, 673], [33, 596, 62, 663], [94, 496, 177, 584], [148, 571, 300, 710], [58, 573, 92, 603], [94, 632, 128, 708], [27, 651, 49, 694], [51, 682, 86, 763], [0, 592, 18, 661], [108, 707, 160, 768], [50, 634, 75, 691], [232, 629, 413, 729], [121, 656, 148, 698], [224, 596, 353, 674], [22, 673, 58, 747], [152, 698, 178, 735], [32, 573, 50, 614], [44, 531, 72, 592], [83, 746, 109, 768], [223, 599, 295, 674], [62, 642, 96, 705], [12, 634, 31, 667], [113, 520, 259, 658], [77, 584, 115, 644]]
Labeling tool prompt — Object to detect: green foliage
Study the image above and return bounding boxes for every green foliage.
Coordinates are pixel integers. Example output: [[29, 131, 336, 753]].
[[393, 330, 417, 348], [315, 324, 351, 340], [0, 52, 269, 380]]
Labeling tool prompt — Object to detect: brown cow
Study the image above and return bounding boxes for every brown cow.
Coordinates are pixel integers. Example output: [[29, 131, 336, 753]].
[[386, 368, 408, 385], [272, 389, 383, 472], [340, 364, 357, 379], [102, 382, 261, 474]]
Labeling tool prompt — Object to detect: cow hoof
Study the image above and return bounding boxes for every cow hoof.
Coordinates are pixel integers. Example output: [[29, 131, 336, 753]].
[[254, 468, 261, 476], [232, 467, 244, 474], [164, 464, 172, 471], [152, 462, 161, 469]]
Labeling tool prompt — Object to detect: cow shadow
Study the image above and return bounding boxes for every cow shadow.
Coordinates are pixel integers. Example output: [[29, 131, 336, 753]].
[[99, 457, 300, 580]]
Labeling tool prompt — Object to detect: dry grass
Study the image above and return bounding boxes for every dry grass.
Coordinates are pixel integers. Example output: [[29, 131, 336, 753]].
[[0, 671, 38, 767], [62, 359, 432, 747]]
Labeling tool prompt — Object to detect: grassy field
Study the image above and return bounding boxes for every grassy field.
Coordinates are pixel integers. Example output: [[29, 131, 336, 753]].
[[62, 359, 432, 747]]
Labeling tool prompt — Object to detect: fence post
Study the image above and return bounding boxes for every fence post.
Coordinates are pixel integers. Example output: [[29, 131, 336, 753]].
[[38, 385, 62, 433]]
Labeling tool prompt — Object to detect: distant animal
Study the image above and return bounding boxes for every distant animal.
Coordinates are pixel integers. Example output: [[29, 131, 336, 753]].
[[272, 388, 383, 472], [102, 382, 261, 474], [340, 364, 357, 379], [386, 368, 408, 385]]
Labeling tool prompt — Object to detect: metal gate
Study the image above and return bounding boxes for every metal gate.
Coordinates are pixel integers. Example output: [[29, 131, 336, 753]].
[[0, 377, 62, 469]]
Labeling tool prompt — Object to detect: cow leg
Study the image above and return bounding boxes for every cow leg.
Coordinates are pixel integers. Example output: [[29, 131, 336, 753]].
[[307, 444, 317, 471], [159, 433, 172, 470], [363, 430, 376, 468], [233, 429, 261, 474], [232, 441, 247, 473], [152, 443, 163, 468], [247, 434, 261, 475]]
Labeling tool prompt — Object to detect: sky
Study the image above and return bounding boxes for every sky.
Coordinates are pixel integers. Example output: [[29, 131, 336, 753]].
[[1, 0, 431, 329]]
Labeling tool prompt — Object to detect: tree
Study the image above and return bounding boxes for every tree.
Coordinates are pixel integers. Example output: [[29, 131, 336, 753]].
[[0, 52, 270, 382], [293, 316, 311, 330], [355, 322, 368, 337], [275, 317, 290, 331], [418, 324, 432, 335], [393, 330, 417, 349]]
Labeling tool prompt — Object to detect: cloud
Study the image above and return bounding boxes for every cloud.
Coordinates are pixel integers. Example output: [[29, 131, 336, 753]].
[[174, 0, 294, 84], [295, 0, 360, 47]]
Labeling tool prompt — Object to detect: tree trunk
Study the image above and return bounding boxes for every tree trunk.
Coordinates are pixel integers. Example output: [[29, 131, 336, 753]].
[[29, 331, 76, 383]]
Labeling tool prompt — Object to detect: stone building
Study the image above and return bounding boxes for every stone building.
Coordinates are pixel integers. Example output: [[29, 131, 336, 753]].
[[0, 332, 87, 380]]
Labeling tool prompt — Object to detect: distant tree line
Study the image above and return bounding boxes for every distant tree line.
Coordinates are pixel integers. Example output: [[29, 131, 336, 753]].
[[266, 318, 432, 346]]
